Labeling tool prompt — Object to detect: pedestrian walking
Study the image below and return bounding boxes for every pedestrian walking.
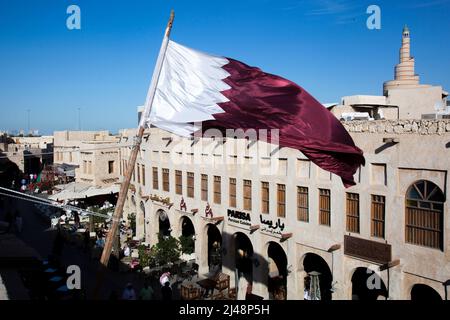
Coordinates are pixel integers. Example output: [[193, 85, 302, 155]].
[[95, 236, 105, 248], [159, 272, 171, 286], [83, 229, 91, 253], [161, 281, 172, 301], [139, 282, 154, 300], [73, 210, 80, 228], [121, 283, 137, 300], [123, 243, 131, 257]]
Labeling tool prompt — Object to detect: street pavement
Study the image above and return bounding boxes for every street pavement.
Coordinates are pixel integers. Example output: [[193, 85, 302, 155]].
[[5, 195, 178, 300]]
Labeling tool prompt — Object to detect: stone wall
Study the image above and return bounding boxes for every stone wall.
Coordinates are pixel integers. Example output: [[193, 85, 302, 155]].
[[342, 119, 450, 135]]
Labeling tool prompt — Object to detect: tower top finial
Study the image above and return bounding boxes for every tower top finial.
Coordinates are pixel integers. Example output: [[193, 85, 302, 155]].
[[403, 24, 409, 34]]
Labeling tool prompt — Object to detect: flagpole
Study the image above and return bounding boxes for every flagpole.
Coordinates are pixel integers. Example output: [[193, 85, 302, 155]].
[[93, 10, 175, 299]]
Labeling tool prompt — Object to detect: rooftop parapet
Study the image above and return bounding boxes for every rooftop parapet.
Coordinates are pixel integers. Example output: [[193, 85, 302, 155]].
[[342, 119, 450, 135]]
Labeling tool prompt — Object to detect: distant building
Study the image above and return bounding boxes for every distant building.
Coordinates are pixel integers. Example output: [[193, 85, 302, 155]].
[[0, 135, 53, 175], [53, 131, 120, 187], [328, 26, 448, 121]]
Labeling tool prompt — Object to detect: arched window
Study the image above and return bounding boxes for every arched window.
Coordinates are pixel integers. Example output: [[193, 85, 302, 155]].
[[405, 180, 444, 250]]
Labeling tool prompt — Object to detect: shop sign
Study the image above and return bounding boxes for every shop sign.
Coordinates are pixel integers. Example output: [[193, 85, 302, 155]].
[[260, 215, 285, 236], [344, 235, 392, 264], [227, 209, 251, 227]]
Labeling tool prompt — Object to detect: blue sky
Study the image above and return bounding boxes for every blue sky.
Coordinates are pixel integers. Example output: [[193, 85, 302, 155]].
[[0, 0, 449, 135]]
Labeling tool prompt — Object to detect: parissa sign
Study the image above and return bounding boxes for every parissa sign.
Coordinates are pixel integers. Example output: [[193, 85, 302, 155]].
[[227, 209, 251, 226]]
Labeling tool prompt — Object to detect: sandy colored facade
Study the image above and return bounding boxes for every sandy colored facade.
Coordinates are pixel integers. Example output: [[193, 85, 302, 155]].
[[0, 135, 53, 174], [117, 26, 449, 300], [53, 131, 120, 187], [119, 120, 449, 300]]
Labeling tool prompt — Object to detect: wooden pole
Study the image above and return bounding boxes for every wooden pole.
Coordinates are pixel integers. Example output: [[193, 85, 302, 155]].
[[92, 10, 175, 298]]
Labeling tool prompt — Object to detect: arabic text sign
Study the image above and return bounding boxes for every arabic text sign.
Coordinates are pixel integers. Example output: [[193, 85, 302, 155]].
[[260, 215, 285, 237]]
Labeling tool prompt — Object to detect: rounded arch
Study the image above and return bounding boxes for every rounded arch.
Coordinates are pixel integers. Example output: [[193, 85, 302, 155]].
[[267, 241, 288, 300], [136, 201, 146, 240], [405, 180, 445, 250], [206, 223, 222, 270], [178, 216, 196, 255], [351, 267, 388, 300], [138, 201, 145, 223], [233, 232, 254, 276], [233, 232, 254, 300], [410, 284, 442, 301], [234, 232, 254, 259], [180, 216, 195, 237], [301, 253, 333, 300], [157, 209, 171, 239]]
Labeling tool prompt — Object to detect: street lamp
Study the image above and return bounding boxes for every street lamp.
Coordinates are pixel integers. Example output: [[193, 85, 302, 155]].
[[327, 244, 341, 294], [27, 109, 31, 135], [379, 259, 400, 300], [77, 107, 81, 130], [444, 279, 450, 300]]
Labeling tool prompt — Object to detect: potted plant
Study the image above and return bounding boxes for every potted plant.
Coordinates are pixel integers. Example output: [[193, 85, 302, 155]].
[[153, 235, 181, 266], [179, 235, 195, 261]]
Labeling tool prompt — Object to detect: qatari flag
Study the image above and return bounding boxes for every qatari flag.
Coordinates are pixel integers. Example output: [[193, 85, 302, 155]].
[[145, 41, 365, 187]]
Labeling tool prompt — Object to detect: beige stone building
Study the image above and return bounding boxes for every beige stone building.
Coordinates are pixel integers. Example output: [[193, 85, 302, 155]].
[[329, 26, 448, 121], [53, 131, 120, 187], [118, 27, 449, 300], [0, 135, 53, 175]]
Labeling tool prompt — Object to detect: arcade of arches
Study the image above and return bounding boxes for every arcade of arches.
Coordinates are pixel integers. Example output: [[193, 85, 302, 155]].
[[207, 224, 222, 270], [410, 284, 442, 301], [181, 216, 195, 238], [180, 216, 196, 255], [134, 177, 447, 301], [302, 253, 333, 301], [351, 267, 388, 300], [233, 232, 254, 300], [267, 242, 287, 300], [157, 209, 171, 239], [137, 201, 145, 240]]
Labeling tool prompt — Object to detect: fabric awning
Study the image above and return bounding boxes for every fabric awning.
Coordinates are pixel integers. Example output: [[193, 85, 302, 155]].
[[48, 182, 120, 201], [54, 163, 79, 177]]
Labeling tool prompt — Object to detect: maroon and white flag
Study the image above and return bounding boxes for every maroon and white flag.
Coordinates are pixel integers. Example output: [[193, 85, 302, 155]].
[[142, 40, 365, 186]]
